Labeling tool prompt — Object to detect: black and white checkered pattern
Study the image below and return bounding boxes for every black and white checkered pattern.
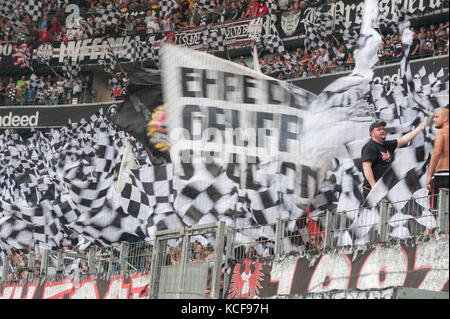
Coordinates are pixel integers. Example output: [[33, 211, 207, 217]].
[[99, 44, 118, 75], [256, 31, 289, 58], [22, 0, 43, 23], [159, 0, 179, 18], [202, 26, 225, 52], [0, 0, 23, 32], [97, 7, 122, 26], [194, 0, 216, 12], [302, 9, 335, 52], [335, 14, 360, 49], [62, 56, 81, 81], [122, 40, 158, 64]]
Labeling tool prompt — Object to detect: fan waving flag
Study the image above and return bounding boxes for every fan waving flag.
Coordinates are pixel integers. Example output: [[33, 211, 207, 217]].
[[98, 7, 122, 26], [22, 0, 43, 23], [122, 40, 158, 64], [159, 0, 179, 18], [62, 56, 81, 80]]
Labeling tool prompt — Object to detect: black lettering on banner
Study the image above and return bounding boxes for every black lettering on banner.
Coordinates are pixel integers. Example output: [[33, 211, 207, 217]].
[[181, 67, 198, 97], [267, 80, 282, 105], [246, 157, 261, 190], [182, 104, 201, 139], [208, 107, 225, 134], [222, 72, 236, 101], [179, 149, 194, 180], [202, 69, 216, 99], [287, 88, 307, 110], [279, 114, 299, 152], [281, 162, 296, 194], [231, 110, 248, 146], [300, 165, 317, 198], [256, 112, 273, 148], [226, 154, 241, 185], [243, 75, 256, 104]]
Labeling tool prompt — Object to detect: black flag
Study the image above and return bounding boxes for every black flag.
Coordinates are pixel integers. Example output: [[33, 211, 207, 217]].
[[110, 67, 170, 163]]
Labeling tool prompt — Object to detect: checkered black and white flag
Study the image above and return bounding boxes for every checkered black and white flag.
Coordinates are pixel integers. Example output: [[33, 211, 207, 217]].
[[122, 40, 158, 64], [98, 7, 122, 26], [22, 0, 43, 23], [62, 56, 81, 81], [99, 44, 118, 75], [194, 0, 216, 12], [302, 9, 335, 52], [202, 26, 225, 52], [256, 33, 287, 56], [159, 0, 179, 18]]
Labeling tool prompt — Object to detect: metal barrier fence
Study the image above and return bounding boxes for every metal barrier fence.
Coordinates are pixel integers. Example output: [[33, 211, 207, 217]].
[[1, 189, 448, 298]]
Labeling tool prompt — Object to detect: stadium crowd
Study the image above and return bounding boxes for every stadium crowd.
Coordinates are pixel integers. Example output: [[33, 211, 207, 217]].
[[0, 72, 94, 106], [0, 0, 448, 103]]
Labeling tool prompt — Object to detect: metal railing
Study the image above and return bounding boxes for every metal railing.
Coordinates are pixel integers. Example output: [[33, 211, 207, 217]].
[[1, 189, 448, 298]]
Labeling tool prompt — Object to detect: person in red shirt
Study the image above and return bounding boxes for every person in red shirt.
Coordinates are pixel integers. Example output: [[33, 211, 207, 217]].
[[256, 0, 268, 16], [50, 16, 61, 35], [39, 26, 51, 42]]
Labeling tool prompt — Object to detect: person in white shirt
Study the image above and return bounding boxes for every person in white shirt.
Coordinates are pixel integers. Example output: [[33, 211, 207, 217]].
[[48, 83, 59, 105], [72, 77, 82, 101], [147, 16, 161, 34], [144, 10, 155, 25]]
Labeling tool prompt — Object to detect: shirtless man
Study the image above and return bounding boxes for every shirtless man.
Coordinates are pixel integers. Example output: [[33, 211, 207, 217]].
[[426, 107, 449, 210]]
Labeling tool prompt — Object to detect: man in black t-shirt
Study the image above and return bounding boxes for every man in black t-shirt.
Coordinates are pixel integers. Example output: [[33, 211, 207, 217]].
[[361, 119, 427, 200]]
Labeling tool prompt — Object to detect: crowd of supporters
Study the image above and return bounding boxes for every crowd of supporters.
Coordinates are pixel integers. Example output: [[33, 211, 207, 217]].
[[0, 0, 325, 44], [0, 72, 94, 106], [0, 1, 448, 106], [257, 21, 449, 80]]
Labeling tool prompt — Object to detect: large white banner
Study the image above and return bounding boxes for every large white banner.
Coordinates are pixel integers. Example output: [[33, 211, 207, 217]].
[[160, 44, 325, 206]]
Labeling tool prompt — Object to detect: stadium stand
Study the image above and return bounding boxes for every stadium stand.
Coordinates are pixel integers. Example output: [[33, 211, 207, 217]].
[[0, 0, 448, 300], [0, 0, 448, 105]]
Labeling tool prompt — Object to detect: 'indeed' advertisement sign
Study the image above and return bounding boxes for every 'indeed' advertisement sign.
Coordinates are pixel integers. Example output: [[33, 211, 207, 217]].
[[0, 112, 39, 128]]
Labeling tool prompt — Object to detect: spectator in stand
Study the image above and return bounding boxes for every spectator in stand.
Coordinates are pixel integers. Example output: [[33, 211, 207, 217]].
[[383, 37, 394, 61], [188, 7, 201, 27], [243, 0, 261, 19], [6, 78, 17, 105], [239, 56, 248, 67], [40, 15, 48, 32], [198, 9, 208, 27], [39, 26, 52, 42], [0, 79, 5, 105], [161, 14, 174, 32], [409, 32, 420, 58], [236, 2, 247, 19], [135, 17, 147, 35], [209, 5, 224, 24], [223, 1, 239, 21], [125, 14, 137, 36], [147, 16, 161, 34], [56, 76, 66, 104], [16, 75, 26, 94], [144, 10, 155, 25], [424, 30, 435, 56], [72, 76, 82, 101], [179, 0, 190, 15], [256, 0, 268, 16], [392, 34, 403, 62], [436, 29, 448, 55], [25, 82, 38, 105], [48, 82, 59, 105], [298, 64, 308, 77], [36, 86, 47, 105], [50, 16, 62, 36], [344, 51, 355, 70], [113, 82, 124, 100], [81, 75, 93, 103]]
